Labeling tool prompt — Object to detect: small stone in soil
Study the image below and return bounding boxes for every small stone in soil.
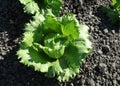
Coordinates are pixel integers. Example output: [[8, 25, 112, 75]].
[[103, 29, 108, 33], [0, 55, 4, 60], [97, 49, 103, 55]]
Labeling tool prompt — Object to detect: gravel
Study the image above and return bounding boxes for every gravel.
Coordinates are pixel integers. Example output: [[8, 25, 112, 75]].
[[0, 0, 120, 86]]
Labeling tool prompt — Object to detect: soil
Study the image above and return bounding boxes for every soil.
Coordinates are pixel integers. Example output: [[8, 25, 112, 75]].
[[0, 0, 120, 86]]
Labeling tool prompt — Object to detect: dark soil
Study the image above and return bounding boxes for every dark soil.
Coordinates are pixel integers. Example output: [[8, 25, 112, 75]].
[[0, 0, 120, 86]]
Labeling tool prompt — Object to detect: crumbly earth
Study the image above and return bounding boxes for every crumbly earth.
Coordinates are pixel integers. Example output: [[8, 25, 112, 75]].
[[0, 0, 120, 86]]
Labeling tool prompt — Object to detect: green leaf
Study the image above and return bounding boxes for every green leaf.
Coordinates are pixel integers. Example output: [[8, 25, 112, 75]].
[[24, 13, 45, 32], [43, 16, 62, 34], [22, 32, 34, 47], [77, 25, 92, 53], [57, 67, 79, 82], [45, 60, 63, 77], [61, 14, 79, 39], [45, 58, 79, 82], [23, 1, 39, 14], [46, 0, 63, 16], [112, 0, 117, 6], [17, 46, 52, 72], [112, 0, 120, 6], [34, 34, 68, 59], [19, 0, 33, 4], [64, 45, 83, 67]]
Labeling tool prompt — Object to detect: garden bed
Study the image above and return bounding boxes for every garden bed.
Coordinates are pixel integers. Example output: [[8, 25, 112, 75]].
[[0, 0, 120, 86]]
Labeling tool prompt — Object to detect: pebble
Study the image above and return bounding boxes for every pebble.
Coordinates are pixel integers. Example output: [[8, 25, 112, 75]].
[[112, 80, 117, 85], [97, 49, 103, 55], [96, 83, 100, 86], [70, 83, 74, 86], [90, 78, 95, 86], [1, 51, 6, 56], [103, 29, 108, 33], [0, 55, 4, 60], [111, 30, 115, 34], [97, 63, 107, 74]]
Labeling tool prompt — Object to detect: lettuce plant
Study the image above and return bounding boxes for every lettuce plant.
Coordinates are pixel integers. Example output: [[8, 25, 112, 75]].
[[17, 0, 92, 82], [102, 0, 120, 23], [19, 0, 63, 16]]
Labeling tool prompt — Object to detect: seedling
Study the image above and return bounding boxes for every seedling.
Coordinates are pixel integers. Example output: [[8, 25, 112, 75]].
[[102, 0, 120, 23]]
